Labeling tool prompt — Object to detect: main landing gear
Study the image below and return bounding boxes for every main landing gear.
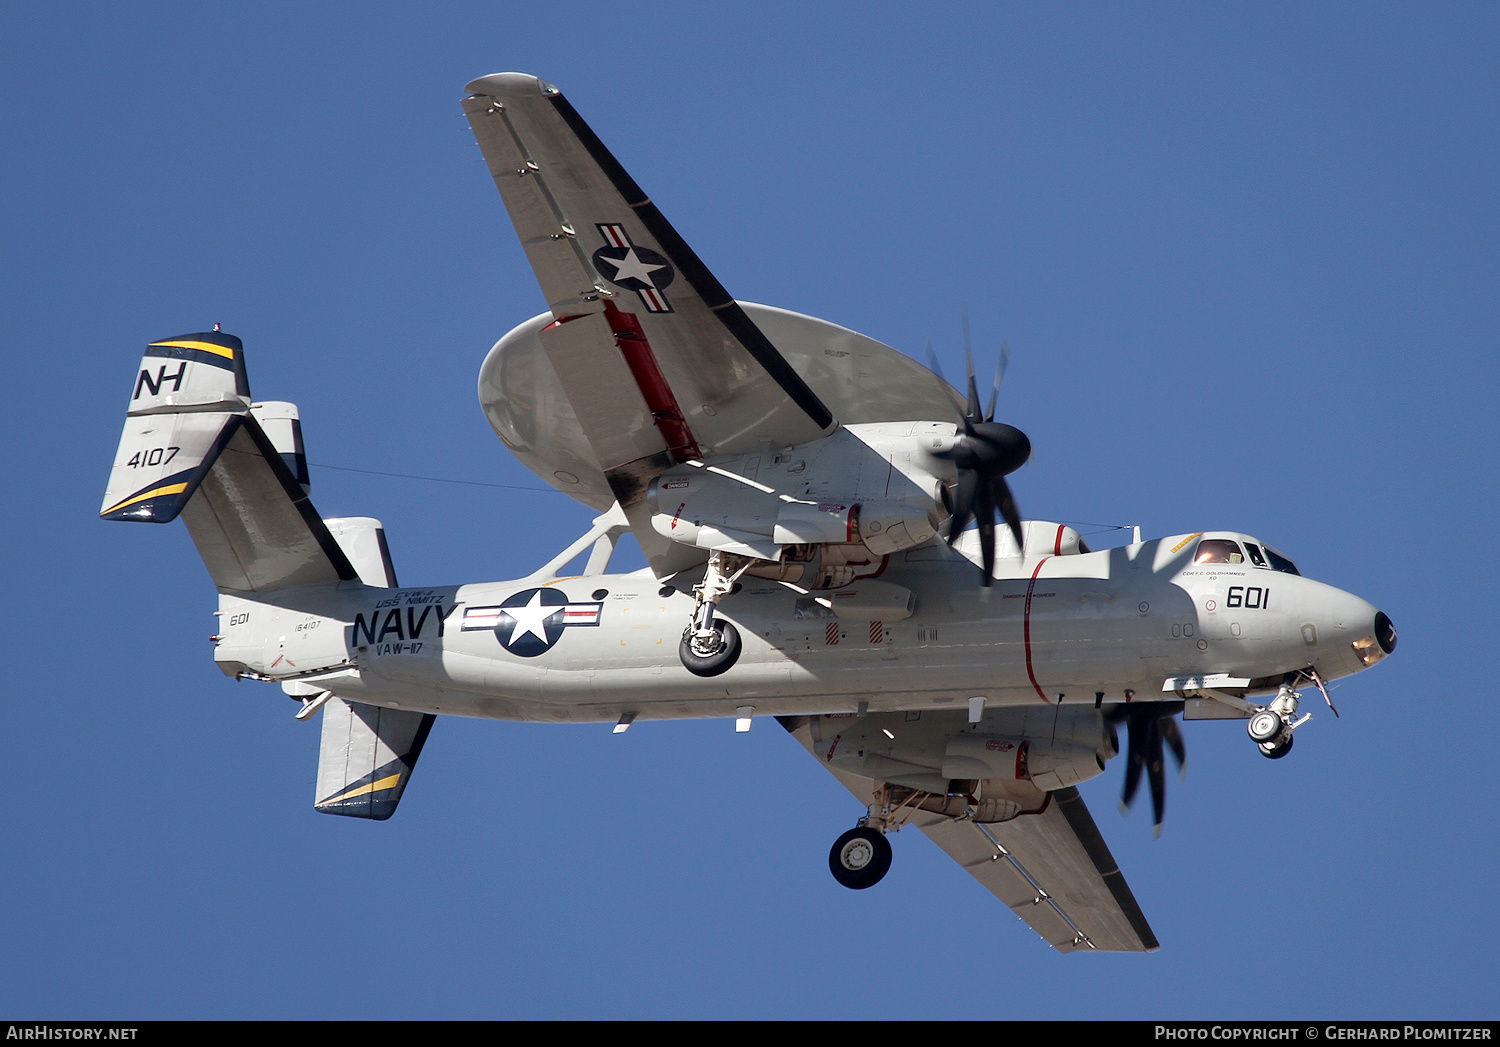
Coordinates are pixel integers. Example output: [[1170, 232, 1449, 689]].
[[829, 826, 892, 889], [678, 618, 741, 677], [828, 785, 906, 890], [679, 550, 752, 677], [1247, 680, 1312, 760]]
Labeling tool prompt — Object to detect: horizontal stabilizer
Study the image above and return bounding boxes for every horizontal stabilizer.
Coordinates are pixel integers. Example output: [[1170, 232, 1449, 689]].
[[315, 698, 435, 820], [178, 418, 357, 591]]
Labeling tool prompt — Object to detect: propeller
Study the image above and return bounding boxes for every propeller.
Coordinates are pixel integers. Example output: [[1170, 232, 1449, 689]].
[[927, 308, 1031, 589], [1106, 702, 1187, 838]]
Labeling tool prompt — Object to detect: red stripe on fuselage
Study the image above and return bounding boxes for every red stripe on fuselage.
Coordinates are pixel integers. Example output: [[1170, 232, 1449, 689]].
[[1024, 556, 1053, 703]]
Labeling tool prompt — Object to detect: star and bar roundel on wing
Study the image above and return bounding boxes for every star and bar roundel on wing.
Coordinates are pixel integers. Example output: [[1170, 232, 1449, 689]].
[[591, 223, 675, 312], [460, 588, 603, 657]]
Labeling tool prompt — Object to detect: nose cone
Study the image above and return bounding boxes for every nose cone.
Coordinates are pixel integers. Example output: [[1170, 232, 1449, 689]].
[[1302, 585, 1393, 679], [1342, 604, 1395, 671], [1374, 611, 1397, 655]]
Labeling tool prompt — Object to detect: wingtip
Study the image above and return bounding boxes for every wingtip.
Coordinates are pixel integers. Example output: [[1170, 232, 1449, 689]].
[[464, 72, 560, 98]]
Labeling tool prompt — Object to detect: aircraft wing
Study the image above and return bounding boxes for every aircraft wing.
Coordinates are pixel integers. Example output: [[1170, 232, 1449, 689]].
[[778, 716, 1159, 953], [463, 73, 837, 516], [480, 302, 966, 517]]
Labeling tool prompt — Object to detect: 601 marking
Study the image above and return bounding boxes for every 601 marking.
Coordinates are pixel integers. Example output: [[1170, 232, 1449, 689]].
[[1226, 585, 1269, 609], [126, 446, 180, 469]]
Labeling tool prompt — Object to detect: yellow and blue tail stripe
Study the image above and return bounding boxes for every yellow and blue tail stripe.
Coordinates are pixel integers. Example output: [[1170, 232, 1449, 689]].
[[145, 331, 250, 396], [315, 715, 435, 821]]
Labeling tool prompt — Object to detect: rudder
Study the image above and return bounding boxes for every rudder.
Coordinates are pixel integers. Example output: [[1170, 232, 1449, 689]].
[[100, 331, 249, 522], [314, 699, 435, 820], [101, 330, 358, 592]]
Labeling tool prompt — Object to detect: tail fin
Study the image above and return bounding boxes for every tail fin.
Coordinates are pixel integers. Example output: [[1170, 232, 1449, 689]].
[[100, 331, 250, 523], [101, 331, 357, 593], [249, 401, 310, 494], [314, 698, 435, 820]]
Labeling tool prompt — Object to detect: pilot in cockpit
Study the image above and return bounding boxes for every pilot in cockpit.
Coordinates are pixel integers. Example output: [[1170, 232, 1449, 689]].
[[1193, 536, 1301, 575]]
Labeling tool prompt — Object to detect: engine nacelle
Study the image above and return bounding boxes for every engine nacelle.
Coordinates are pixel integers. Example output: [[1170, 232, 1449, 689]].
[[771, 499, 858, 544], [952, 519, 1089, 561], [645, 422, 950, 564], [940, 734, 1102, 793], [806, 706, 1115, 822], [646, 469, 778, 552], [857, 500, 935, 555]]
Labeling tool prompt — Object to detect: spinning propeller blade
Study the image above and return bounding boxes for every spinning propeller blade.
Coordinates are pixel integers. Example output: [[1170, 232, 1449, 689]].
[[928, 310, 1031, 588], [987, 342, 1010, 423], [924, 339, 968, 418], [1108, 703, 1187, 837]]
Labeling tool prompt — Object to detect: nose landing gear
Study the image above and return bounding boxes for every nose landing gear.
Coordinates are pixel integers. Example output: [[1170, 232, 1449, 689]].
[[1247, 680, 1313, 759], [1247, 710, 1285, 744], [1258, 734, 1294, 760]]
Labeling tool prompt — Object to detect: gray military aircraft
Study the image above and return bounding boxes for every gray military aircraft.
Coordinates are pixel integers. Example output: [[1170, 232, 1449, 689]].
[[100, 72, 1396, 953]]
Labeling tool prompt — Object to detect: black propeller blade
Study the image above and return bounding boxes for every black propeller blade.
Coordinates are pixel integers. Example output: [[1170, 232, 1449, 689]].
[[928, 310, 1031, 588], [1107, 702, 1187, 837]]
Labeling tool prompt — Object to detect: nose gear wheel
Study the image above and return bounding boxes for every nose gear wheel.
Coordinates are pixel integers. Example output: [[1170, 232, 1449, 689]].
[[1258, 734, 1295, 760], [1248, 680, 1310, 755], [1247, 710, 1284, 744]]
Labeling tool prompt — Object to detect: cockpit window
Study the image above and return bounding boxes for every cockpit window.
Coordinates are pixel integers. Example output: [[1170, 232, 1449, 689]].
[[1244, 543, 1268, 568], [1264, 547, 1301, 576], [1194, 539, 1245, 565]]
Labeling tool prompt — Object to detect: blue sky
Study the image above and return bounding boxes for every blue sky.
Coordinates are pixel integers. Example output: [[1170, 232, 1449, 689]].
[[3, 1, 1497, 1019]]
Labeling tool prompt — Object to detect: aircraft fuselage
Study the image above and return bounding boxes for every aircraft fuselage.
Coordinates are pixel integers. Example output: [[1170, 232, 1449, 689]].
[[213, 530, 1391, 725]]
